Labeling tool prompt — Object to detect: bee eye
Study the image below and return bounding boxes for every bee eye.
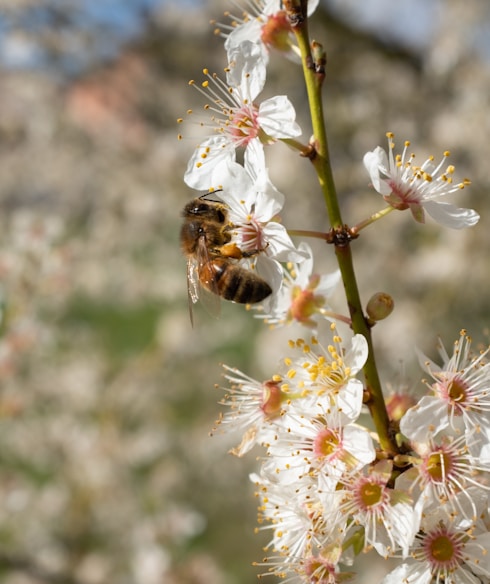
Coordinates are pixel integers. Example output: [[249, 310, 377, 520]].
[[217, 210, 226, 222], [196, 204, 209, 214]]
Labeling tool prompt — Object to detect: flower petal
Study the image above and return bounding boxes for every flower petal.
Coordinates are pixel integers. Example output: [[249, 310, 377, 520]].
[[226, 41, 266, 99], [258, 95, 302, 139], [184, 135, 235, 190], [423, 200, 480, 229], [363, 147, 392, 195]]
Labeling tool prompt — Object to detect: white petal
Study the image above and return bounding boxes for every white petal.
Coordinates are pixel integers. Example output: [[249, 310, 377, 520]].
[[244, 141, 286, 211], [363, 147, 392, 195], [293, 242, 314, 286], [381, 562, 432, 584], [399, 396, 449, 442], [423, 200, 480, 229], [244, 140, 267, 186], [258, 96, 302, 139], [184, 135, 235, 190], [336, 379, 364, 421], [317, 269, 342, 298], [226, 41, 266, 99], [225, 20, 264, 52], [211, 157, 252, 204], [262, 0, 282, 15], [466, 533, 490, 578], [307, 0, 320, 15], [262, 222, 304, 262], [254, 190, 284, 221], [345, 334, 369, 373], [255, 255, 283, 295], [343, 426, 376, 465]]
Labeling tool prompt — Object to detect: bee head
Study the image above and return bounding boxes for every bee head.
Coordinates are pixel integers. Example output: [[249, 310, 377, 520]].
[[182, 198, 228, 223]]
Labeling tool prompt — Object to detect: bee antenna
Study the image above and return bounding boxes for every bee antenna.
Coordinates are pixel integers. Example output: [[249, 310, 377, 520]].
[[200, 188, 223, 202]]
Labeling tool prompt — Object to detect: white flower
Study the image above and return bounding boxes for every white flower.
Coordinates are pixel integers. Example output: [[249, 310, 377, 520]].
[[263, 401, 375, 490], [251, 471, 337, 569], [280, 325, 368, 414], [381, 490, 490, 584], [254, 241, 342, 327], [363, 132, 479, 229], [400, 330, 490, 447], [212, 365, 289, 457], [213, 0, 320, 64], [395, 433, 490, 522], [209, 141, 305, 298], [333, 460, 419, 558], [181, 41, 302, 190]]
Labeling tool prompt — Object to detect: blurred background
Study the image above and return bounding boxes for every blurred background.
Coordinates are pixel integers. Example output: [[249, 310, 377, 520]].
[[0, 0, 489, 582]]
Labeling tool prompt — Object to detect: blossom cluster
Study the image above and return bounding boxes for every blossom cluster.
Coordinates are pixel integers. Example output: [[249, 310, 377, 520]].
[[215, 328, 490, 582], [179, 1, 487, 582]]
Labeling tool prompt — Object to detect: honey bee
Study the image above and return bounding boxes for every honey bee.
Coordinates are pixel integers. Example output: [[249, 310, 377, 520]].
[[180, 195, 272, 324]]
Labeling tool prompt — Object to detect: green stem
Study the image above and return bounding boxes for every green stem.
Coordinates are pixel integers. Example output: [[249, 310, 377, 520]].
[[288, 229, 328, 240], [280, 137, 311, 155], [351, 205, 395, 235], [289, 8, 397, 455]]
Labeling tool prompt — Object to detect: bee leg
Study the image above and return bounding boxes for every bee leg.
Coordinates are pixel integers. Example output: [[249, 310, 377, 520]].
[[218, 243, 244, 259]]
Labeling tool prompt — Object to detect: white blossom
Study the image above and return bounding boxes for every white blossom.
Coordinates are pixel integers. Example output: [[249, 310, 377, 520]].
[[363, 132, 479, 229], [182, 41, 302, 190]]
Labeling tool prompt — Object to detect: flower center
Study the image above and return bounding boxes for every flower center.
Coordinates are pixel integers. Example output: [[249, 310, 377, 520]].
[[260, 11, 292, 52], [313, 427, 339, 460], [230, 105, 260, 146], [434, 373, 469, 417], [418, 525, 464, 574], [447, 376, 468, 404], [431, 534, 454, 563], [360, 481, 383, 508], [290, 288, 317, 322], [426, 450, 452, 483], [236, 215, 265, 254]]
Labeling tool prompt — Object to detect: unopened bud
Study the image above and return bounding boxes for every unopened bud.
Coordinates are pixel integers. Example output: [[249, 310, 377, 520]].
[[311, 40, 326, 75], [366, 292, 394, 322], [260, 380, 284, 419]]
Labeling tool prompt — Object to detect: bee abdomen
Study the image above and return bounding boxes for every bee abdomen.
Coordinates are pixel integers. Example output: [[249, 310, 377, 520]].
[[217, 264, 272, 304]]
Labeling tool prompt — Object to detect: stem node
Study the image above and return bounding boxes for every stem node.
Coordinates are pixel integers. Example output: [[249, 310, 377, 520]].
[[282, 0, 307, 28], [325, 225, 359, 247]]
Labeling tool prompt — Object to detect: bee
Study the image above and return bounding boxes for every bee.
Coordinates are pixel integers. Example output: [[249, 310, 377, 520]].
[[180, 195, 272, 324]]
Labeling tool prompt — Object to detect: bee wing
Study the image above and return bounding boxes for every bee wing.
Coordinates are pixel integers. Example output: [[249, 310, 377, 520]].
[[186, 237, 221, 326], [186, 257, 200, 327], [187, 257, 200, 305]]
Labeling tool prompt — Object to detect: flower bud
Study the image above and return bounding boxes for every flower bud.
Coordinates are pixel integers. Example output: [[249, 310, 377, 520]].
[[366, 292, 394, 322], [260, 380, 284, 419]]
